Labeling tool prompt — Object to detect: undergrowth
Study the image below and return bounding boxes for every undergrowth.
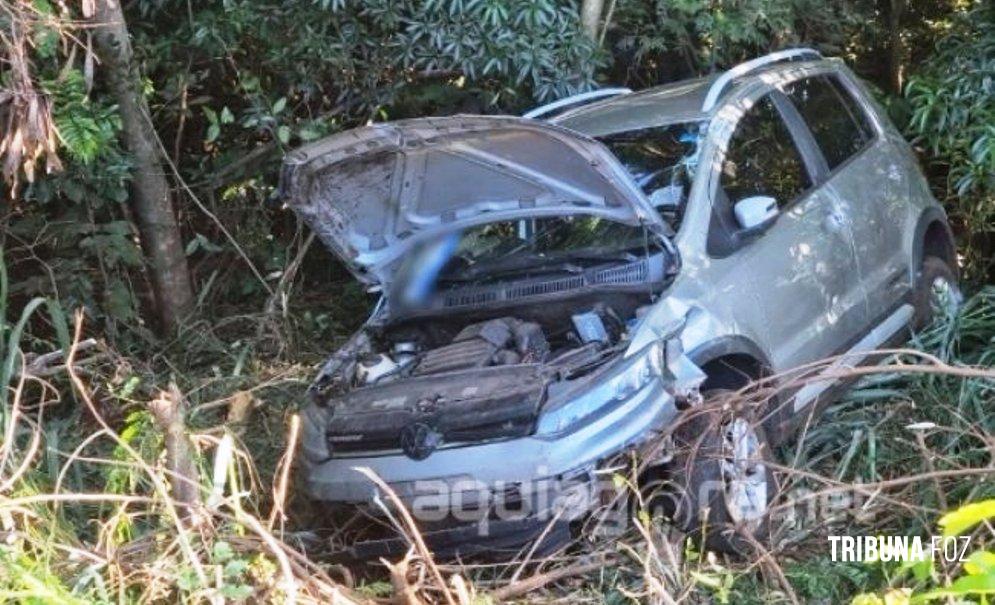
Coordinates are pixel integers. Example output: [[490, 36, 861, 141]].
[[1, 250, 994, 603]]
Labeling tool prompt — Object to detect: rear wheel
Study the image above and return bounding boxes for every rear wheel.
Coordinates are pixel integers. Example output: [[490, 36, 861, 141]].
[[912, 256, 962, 329], [667, 395, 777, 554]]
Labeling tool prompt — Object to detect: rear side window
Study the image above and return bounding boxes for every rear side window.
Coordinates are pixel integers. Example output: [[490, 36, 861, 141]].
[[783, 75, 875, 171], [721, 95, 812, 209]]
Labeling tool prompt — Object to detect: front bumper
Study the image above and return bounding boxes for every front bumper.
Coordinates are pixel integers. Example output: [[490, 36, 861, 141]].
[[303, 377, 681, 558], [302, 376, 679, 503]]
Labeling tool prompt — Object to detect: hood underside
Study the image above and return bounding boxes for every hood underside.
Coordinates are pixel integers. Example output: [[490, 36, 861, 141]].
[[280, 115, 665, 286]]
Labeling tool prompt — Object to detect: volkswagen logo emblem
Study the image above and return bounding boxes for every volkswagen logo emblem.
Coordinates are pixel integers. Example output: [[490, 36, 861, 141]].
[[399, 422, 442, 460]]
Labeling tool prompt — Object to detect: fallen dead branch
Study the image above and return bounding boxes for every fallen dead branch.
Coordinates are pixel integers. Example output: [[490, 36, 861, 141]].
[[17, 337, 102, 378], [64, 311, 209, 585], [489, 558, 608, 601]]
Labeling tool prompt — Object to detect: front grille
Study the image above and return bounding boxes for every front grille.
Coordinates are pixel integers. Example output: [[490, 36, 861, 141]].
[[592, 260, 648, 284], [327, 417, 534, 457], [323, 365, 546, 459], [444, 290, 498, 307]]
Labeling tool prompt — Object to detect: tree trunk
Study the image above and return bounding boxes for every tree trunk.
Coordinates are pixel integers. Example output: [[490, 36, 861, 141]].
[[581, 0, 605, 40], [92, 0, 194, 331]]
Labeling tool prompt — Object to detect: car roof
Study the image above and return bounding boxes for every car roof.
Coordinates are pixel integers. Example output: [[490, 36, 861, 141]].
[[550, 57, 832, 137]]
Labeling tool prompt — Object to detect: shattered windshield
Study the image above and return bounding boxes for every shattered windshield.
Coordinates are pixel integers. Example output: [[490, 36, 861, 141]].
[[597, 121, 704, 231]]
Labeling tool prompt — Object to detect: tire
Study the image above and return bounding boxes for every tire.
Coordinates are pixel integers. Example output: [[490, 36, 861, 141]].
[[666, 396, 778, 555], [912, 256, 961, 329]]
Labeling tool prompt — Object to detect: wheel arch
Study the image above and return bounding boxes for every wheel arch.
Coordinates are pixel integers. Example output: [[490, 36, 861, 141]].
[[913, 208, 957, 278], [688, 336, 772, 391]]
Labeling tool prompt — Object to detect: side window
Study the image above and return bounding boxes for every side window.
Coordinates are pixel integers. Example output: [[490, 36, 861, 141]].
[[721, 95, 812, 210], [783, 75, 875, 171]]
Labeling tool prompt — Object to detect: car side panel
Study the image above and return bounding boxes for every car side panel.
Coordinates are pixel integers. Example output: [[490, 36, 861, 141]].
[[697, 88, 866, 373], [825, 138, 912, 321], [630, 63, 940, 383], [733, 187, 867, 371], [826, 74, 917, 320], [834, 66, 944, 283]]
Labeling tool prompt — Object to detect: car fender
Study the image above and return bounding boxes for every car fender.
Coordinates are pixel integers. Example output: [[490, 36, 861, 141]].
[[686, 334, 772, 374], [627, 296, 767, 371], [911, 206, 956, 279]]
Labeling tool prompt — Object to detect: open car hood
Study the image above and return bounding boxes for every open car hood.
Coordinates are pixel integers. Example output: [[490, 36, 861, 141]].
[[280, 115, 668, 286]]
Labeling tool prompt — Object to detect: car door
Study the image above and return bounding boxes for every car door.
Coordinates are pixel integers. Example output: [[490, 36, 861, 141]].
[[780, 73, 908, 324], [708, 93, 868, 373]]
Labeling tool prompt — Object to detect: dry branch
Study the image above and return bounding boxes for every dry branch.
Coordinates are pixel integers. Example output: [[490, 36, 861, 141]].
[[148, 383, 201, 517], [268, 413, 300, 531], [17, 337, 101, 378], [489, 559, 607, 601], [0, 0, 63, 192]]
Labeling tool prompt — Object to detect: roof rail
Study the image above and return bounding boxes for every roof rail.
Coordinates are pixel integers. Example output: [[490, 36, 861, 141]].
[[523, 87, 632, 120], [700, 48, 822, 112]]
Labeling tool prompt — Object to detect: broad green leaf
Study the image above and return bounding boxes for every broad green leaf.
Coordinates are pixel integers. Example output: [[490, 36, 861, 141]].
[[915, 572, 995, 601], [965, 551, 995, 576], [220, 584, 253, 599], [223, 559, 249, 578], [689, 571, 722, 589], [277, 125, 291, 144], [882, 588, 911, 605], [939, 500, 995, 537]]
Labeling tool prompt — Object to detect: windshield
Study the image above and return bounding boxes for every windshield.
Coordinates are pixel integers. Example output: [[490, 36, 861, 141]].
[[444, 216, 650, 277], [597, 121, 704, 231], [393, 216, 657, 304]]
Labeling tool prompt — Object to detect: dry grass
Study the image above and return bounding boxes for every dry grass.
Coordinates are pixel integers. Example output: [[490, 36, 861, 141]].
[[1, 290, 993, 603]]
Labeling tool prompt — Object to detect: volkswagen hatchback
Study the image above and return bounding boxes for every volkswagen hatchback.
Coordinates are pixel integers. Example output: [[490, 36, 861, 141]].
[[281, 49, 959, 557]]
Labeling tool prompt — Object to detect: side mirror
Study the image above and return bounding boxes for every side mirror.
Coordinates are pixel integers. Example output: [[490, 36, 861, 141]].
[[734, 195, 779, 232]]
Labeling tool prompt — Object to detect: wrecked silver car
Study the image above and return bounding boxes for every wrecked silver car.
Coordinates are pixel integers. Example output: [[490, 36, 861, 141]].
[[282, 49, 959, 557]]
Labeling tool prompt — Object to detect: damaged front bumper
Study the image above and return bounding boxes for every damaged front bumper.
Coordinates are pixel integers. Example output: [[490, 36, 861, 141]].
[[300, 338, 704, 556]]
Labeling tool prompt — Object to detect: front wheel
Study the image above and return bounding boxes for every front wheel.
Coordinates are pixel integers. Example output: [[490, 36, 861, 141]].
[[667, 402, 777, 555]]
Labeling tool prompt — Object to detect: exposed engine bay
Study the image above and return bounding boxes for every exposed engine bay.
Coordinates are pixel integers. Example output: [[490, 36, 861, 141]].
[[359, 316, 553, 382], [308, 293, 655, 459]]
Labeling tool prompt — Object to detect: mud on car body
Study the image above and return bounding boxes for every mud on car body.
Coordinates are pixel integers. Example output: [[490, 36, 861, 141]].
[[281, 49, 960, 558]]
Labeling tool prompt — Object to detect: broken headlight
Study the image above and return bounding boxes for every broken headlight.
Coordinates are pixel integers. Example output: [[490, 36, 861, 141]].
[[536, 341, 665, 436]]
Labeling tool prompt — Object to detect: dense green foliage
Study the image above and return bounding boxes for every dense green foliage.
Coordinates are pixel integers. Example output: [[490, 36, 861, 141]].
[[3, 0, 991, 339], [606, 0, 859, 82], [138, 0, 602, 175], [906, 6, 995, 280]]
